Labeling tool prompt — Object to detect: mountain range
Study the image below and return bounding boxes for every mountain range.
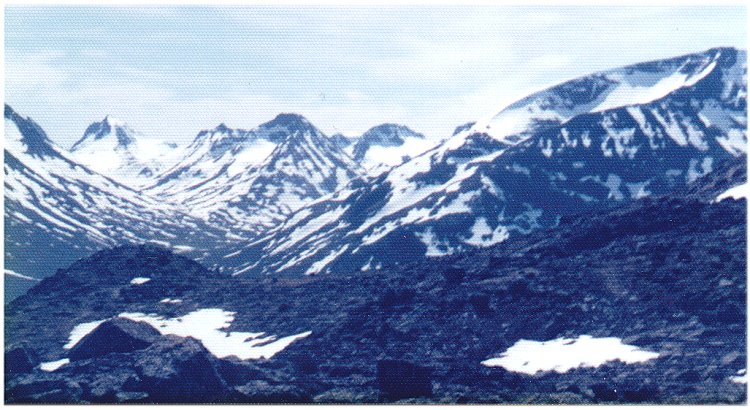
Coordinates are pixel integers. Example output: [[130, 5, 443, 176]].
[[3, 46, 748, 403], [222, 47, 747, 277], [5, 47, 747, 295]]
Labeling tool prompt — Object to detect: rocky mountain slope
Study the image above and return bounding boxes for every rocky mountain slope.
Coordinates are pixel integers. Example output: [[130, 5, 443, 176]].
[[221, 47, 746, 278], [5, 156, 745, 403]]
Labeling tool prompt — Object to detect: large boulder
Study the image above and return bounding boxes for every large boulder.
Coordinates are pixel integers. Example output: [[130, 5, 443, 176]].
[[134, 335, 230, 403], [376, 359, 432, 401], [5, 344, 37, 375], [68, 318, 161, 361]]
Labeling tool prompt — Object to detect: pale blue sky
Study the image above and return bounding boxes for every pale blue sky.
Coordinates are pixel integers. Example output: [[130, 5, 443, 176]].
[[5, 6, 747, 147]]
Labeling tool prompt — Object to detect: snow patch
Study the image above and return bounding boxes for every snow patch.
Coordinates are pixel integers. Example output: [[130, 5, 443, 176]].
[[118, 309, 311, 360], [40, 358, 70, 372], [731, 369, 747, 384], [130, 277, 151, 285], [305, 245, 349, 275], [64, 320, 107, 349], [415, 227, 455, 257], [716, 183, 748, 202], [482, 335, 659, 375], [226, 139, 277, 176], [463, 218, 510, 247], [362, 137, 436, 171]]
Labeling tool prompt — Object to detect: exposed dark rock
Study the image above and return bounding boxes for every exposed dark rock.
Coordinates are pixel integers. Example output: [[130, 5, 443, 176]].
[[377, 359, 433, 400], [114, 391, 150, 403], [5, 344, 37, 375], [234, 380, 311, 403], [313, 387, 381, 403], [590, 383, 619, 402], [621, 384, 660, 403], [216, 358, 266, 386], [68, 318, 161, 361], [134, 336, 230, 403]]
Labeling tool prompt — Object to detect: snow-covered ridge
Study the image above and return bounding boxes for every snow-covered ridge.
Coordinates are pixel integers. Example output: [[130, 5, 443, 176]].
[[465, 47, 736, 145], [224, 47, 746, 279]]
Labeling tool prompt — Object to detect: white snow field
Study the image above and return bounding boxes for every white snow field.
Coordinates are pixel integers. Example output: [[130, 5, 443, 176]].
[[481, 335, 660, 375]]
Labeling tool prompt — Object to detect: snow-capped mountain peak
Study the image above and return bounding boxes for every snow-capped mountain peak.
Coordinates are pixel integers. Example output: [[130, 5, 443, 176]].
[[259, 113, 318, 136], [192, 123, 257, 160], [348, 123, 437, 174], [146, 113, 365, 235], [69, 116, 181, 188]]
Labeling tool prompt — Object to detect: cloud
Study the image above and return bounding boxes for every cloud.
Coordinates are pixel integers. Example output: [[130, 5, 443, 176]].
[[5, 49, 69, 92], [5, 6, 745, 150]]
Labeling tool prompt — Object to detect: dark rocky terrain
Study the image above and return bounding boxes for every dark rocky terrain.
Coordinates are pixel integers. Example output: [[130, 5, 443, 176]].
[[5, 158, 746, 404]]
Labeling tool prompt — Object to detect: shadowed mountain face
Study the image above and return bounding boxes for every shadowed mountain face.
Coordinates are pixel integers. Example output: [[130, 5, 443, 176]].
[[4, 156, 746, 404]]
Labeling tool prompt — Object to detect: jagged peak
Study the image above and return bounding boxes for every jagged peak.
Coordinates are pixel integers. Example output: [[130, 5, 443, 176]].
[[259, 113, 318, 135], [4, 104, 59, 159], [71, 115, 138, 152], [195, 122, 250, 139]]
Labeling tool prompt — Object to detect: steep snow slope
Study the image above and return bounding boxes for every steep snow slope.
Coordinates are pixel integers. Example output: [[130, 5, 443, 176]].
[[146, 122, 283, 199]]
